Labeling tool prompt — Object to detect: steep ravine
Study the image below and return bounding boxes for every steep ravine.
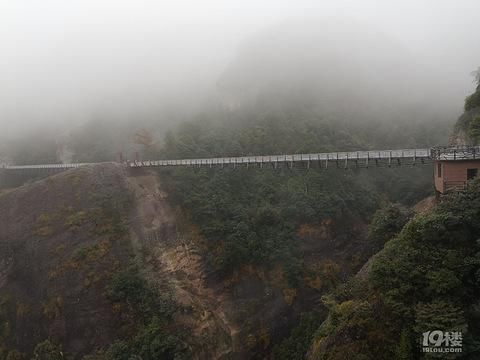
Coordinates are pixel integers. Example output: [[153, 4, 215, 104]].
[[126, 169, 375, 359], [0, 164, 379, 359], [126, 169, 236, 359]]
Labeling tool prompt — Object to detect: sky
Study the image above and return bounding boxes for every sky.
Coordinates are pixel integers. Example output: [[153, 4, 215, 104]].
[[0, 0, 479, 133]]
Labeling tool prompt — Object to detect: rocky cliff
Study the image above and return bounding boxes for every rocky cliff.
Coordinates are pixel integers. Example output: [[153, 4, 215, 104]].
[[0, 164, 376, 359]]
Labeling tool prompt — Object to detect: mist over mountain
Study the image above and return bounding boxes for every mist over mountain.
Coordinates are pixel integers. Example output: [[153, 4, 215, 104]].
[[2, 1, 480, 359], [2, 2, 478, 143], [3, 13, 461, 167], [218, 17, 457, 120]]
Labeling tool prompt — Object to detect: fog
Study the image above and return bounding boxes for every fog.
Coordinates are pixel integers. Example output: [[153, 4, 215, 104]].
[[1, 0, 480, 137]]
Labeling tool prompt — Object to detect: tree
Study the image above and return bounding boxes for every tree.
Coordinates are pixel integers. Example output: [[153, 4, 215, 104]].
[[465, 68, 480, 111], [469, 116, 480, 144], [367, 204, 410, 250], [394, 329, 413, 360], [32, 340, 64, 360], [5, 350, 26, 360], [471, 67, 480, 87], [134, 129, 155, 148]]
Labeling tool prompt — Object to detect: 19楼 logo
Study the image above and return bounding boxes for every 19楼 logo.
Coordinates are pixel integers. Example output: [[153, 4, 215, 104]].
[[422, 330, 462, 353]]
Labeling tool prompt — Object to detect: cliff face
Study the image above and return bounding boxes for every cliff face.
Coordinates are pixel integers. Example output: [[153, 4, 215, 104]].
[[0, 165, 234, 359], [0, 164, 133, 357], [450, 108, 480, 145], [0, 165, 375, 359], [126, 169, 373, 359], [450, 82, 480, 145], [306, 184, 480, 360], [125, 169, 233, 358]]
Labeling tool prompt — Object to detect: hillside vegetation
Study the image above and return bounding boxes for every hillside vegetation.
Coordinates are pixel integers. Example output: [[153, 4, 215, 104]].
[[0, 165, 188, 359], [158, 100, 445, 275], [303, 69, 480, 360], [153, 97, 447, 357], [1, 23, 473, 360], [452, 69, 480, 144], [308, 180, 480, 360]]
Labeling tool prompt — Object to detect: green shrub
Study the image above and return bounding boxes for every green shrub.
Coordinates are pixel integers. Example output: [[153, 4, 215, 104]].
[[104, 266, 187, 360], [367, 204, 410, 250], [32, 341, 64, 360], [469, 116, 480, 143], [312, 180, 480, 359], [132, 317, 187, 360], [106, 266, 172, 318], [5, 350, 25, 360], [465, 88, 480, 112], [273, 312, 323, 360]]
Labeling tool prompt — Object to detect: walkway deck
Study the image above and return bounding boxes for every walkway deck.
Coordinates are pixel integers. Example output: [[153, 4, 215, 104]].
[[130, 148, 431, 168], [3, 146, 479, 171], [1, 148, 432, 170]]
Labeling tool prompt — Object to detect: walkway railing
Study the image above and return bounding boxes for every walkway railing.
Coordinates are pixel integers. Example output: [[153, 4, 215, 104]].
[[2, 145, 478, 172], [431, 145, 480, 161], [1, 163, 93, 170], [129, 148, 431, 169]]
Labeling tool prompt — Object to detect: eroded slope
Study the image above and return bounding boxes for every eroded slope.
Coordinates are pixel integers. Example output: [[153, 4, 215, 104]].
[[0, 164, 132, 357]]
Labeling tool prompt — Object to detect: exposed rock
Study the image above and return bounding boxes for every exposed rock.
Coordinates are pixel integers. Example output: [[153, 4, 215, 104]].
[[126, 169, 234, 359]]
